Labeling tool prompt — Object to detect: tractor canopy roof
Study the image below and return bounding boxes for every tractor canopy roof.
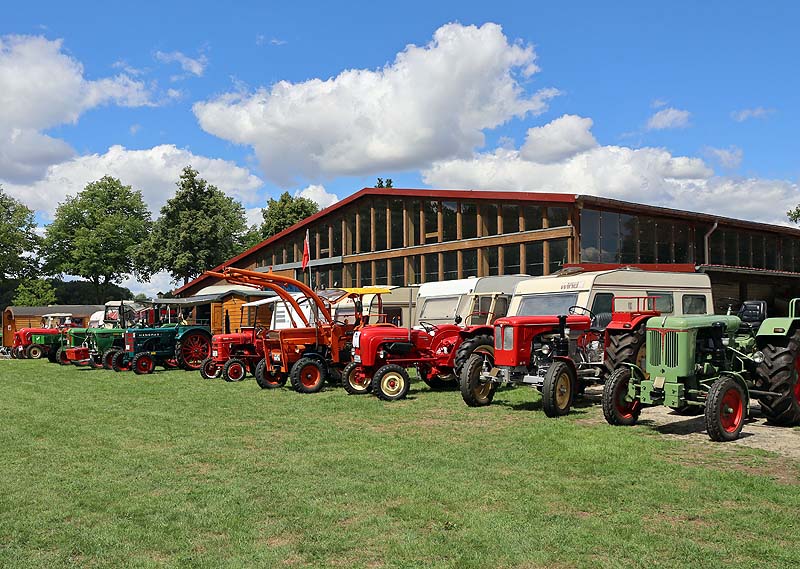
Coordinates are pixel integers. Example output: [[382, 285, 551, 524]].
[[647, 314, 741, 332]]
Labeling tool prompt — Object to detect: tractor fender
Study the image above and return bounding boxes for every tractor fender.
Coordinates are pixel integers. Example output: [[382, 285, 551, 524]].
[[458, 325, 494, 341], [717, 371, 752, 415], [552, 355, 579, 380], [299, 350, 327, 364], [175, 326, 211, 342], [619, 361, 647, 383], [755, 317, 799, 345]]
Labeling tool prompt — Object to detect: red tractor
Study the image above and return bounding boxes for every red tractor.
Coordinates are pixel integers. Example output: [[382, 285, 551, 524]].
[[459, 297, 659, 416]]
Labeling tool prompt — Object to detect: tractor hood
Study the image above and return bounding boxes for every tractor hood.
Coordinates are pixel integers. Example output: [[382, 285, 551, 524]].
[[493, 315, 591, 329], [647, 314, 740, 332]]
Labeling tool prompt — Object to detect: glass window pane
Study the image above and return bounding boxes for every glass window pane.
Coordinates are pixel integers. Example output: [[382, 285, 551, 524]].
[[781, 238, 793, 272], [442, 201, 457, 242], [389, 258, 404, 286], [502, 204, 519, 234], [620, 214, 637, 263], [408, 200, 420, 247], [407, 256, 420, 284], [485, 204, 498, 236], [463, 250, 478, 277], [374, 198, 387, 251], [360, 261, 372, 286], [461, 203, 477, 239], [591, 292, 614, 315], [332, 218, 342, 256], [647, 291, 675, 314], [443, 252, 458, 280], [724, 229, 738, 266], [375, 259, 387, 284], [549, 239, 568, 274], [524, 205, 542, 230], [503, 245, 521, 274], [601, 211, 620, 263], [580, 209, 601, 262], [526, 241, 544, 275], [682, 294, 706, 314], [425, 253, 439, 283], [390, 199, 404, 249], [656, 221, 673, 264], [709, 231, 724, 264], [486, 247, 499, 275], [424, 201, 439, 244], [674, 222, 690, 263], [639, 218, 656, 263], [358, 204, 371, 253], [318, 224, 329, 257], [765, 235, 778, 270], [548, 207, 569, 227]]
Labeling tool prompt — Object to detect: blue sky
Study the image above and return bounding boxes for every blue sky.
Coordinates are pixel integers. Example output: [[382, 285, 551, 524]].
[[2, 1, 799, 292]]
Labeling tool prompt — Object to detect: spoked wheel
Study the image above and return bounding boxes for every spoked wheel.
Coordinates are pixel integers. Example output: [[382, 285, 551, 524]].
[[459, 352, 497, 407], [26, 344, 45, 359], [103, 349, 119, 370], [342, 361, 372, 395], [177, 331, 211, 370], [290, 357, 327, 393], [254, 359, 287, 389], [132, 353, 156, 375], [223, 358, 247, 382], [602, 368, 641, 426], [200, 357, 221, 379], [112, 351, 132, 372], [542, 361, 576, 417], [705, 377, 746, 442], [372, 364, 410, 401]]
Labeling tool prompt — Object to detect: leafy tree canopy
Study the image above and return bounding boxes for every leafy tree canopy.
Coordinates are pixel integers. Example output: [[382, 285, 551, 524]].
[[788, 206, 800, 224], [12, 279, 57, 306], [138, 166, 248, 285], [0, 186, 40, 281], [259, 191, 319, 239], [43, 176, 151, 303], [375, 178, 393, 188]]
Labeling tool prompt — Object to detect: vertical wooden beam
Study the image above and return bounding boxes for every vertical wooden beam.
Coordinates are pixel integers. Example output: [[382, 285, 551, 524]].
[[438, 252, 444, 281], [402, 201, 409, 247], [519, 243, 526, 274], [498, 246, 505, 275], [457, 250, 463, 279], [355, 211, 361, 254], [542, 207, 550, 275], [519, 206, 526, 232], [497, 206, 504, 235], [437, 201, 443, 243], [315, 229, 321, 259], [419, 205, 425, 245], [328, 225, 333, 258], [370, 205, 376, 252], [355, 262, 361, 287], [420, 254, 426, 283], [477, 205, 484, 237], [386, 202, 392, 250], [456, 202, 463, 239]]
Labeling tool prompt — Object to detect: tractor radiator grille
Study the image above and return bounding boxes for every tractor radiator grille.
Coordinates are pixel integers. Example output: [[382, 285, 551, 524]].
[[648, 330, 661, 366], [664, 331, 679, 368]]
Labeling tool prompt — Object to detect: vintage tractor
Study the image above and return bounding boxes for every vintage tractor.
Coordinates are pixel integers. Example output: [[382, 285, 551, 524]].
[[603, 299, 800, 441], [207, 267, 388, 393], [60, 302, 142, 368], [460, 297, 659, 416], [343, 276, 527, 400], [11, 313, 75, 359]]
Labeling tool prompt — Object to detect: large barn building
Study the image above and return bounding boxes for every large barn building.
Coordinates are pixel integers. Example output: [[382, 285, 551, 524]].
[[175, 188, 800, 314]]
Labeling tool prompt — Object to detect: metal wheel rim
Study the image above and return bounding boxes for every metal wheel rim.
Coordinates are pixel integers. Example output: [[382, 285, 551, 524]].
[[614, 375, 637, 419], [203, 360, 218, 377], [228, 363, 245, 381], [347, 367, 370, 392], [181, 334, 209, 367], [136, 356, 152, 374], [300, 364, 321, 388], [381, 372, 405, 397], [720, 387, 744, 433], [555, 372, 571, 410], [29, 347, 42, 358]]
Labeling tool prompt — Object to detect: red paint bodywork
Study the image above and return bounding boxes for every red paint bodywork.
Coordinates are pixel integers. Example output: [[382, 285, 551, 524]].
[[493, 315, 591, 368]]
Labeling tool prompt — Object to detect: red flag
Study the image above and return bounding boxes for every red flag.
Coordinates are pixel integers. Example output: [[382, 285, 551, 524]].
[[301, 228, 311, 270]]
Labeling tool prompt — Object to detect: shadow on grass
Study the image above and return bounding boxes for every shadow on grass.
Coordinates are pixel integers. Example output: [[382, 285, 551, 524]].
[[638, 415, 755, 440]]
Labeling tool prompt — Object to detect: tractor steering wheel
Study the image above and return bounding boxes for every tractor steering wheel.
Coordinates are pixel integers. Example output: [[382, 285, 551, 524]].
[[568, 305, 596, 320], [419, 321, 438, 334]]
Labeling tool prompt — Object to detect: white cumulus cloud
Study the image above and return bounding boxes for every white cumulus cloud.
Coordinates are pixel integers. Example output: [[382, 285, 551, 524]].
[[194, 22, 559, 186], [520, 115, 598, 163], [705, 145, 743, 169], [297, 184, 339, 209], [155, 50, 207, 77], [646, 107, 691, 130], [731, 107, 774, 122]]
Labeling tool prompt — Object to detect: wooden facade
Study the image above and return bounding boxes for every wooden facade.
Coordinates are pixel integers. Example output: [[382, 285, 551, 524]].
[[2, 305, 103, 347]]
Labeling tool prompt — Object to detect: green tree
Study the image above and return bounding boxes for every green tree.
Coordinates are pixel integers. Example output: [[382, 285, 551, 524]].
[[375, 178, 393, 189], [0, 187, 40, 281], [259, 191, 319, 239], [133, 292, 148, 303], [139, 166, 248, 285], [788, 206, 800, 224], [12, 278, 57, 306], [43, 176, 152, 304]]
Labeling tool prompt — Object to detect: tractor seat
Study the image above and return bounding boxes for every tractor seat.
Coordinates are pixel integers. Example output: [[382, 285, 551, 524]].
[[590, 312, 613, 333], [737, 300, 767, 332]]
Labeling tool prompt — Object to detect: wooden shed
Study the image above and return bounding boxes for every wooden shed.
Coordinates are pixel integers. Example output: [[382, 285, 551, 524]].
[[2, 305, 104, 347], [154, 289, 275, 336]]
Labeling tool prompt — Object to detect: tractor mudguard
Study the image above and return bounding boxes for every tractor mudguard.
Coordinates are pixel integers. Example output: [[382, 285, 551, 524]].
[[619, 362, 647, 383], [552, 355, 578, 379], [458, 325, 494, 340], [174, 326, 211, 341], [755, 317, 798, 341]]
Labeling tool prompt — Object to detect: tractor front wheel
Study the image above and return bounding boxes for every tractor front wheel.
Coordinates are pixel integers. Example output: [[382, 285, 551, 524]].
[[223, 358, 247, 382], [342, 361, 372, 395], [112, 351, 132, 372], [200, 357, 220, 379], [705, 377, 746, 442], [372, 364, 410, 401], [177, 331, 211, 371], [132, 353, 156, 375], [47, 346, 59, 363], [290, 357, 327, 393], [757, 331, 800, 426], [459, 352, 497, 407], [254, 358, 287, 389], [602, 368, 641, 426], [26, 344, 45, 359], [542, 361, 576, 417], [103, 349, 119, 370]]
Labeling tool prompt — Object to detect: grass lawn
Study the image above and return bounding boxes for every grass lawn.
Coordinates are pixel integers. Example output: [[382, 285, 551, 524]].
[[0, 359, 798, 569]]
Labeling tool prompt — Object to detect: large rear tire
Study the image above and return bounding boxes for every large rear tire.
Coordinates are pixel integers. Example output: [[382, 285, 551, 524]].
[[705, 377, 746, 442], [290, 357, 327, 393], [542, 361, 576, 417], [342, 361, 372, 395], [602, 368, 641, 426], [223, 358, 247, 382], [757, 332, 800, 426], [454, 334, 493, 377], [372, 364, 410, 401], [47, 346, 59, 363], [604, 325, 647, 382], [254, 358, 287, 389], [459, 352, 497, 407], [176, 331, 211, 371], [26, 344, 45, 359]]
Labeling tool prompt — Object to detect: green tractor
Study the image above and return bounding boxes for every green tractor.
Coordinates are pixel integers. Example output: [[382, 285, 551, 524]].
[[603, 299, 800, 441], [54, 302, 140, 368]]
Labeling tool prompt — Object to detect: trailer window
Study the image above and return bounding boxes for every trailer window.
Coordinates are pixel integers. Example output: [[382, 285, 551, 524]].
[[517, 293, 579, 316], [590, 293, 614, 315], [646, 291, 675, 314], [418, 296, 461, 321], [682, 295, 707, 315]]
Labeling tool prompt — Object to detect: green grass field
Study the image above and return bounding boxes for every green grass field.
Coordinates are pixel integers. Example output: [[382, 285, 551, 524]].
[[1, 359, 798, 568]]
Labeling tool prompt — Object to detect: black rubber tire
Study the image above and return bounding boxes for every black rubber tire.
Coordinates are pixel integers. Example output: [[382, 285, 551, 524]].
[[112, 351, 131, 372], [542, 361, 576, 417], [290, 357, 327, 393], [200, 357, 220, 379], [26, 344, 44, 359], [132, 352, 155, 375], [56, 347, 69, 365], [422, 370, 458, 390], [47, 345, 59, 363], [342, 361, 372, 395], [454, 334, 493, 377], [103, 349, 119, 370], [757, 331, 800, 426], [254, 358, 287, 389], [604, 325, 647, 382], [15, 345, 27, 359], [223, 358, 247, 382], [89, 353, 105, 369], [459, 352, 497, 407], [372, 364, 411, 401], [10, 346, 18, 359], [705, 377, 746, 442], [602, 368, 641, 426]]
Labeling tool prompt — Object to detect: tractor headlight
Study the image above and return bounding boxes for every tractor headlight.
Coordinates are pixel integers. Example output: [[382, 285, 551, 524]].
[[502, 327, 513, 350], [722, 337, 730, 346], [752, 351, 765, 364], [540, 343, 551, 356]]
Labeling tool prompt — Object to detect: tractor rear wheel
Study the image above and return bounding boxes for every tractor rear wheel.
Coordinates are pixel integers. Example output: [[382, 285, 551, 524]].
[[602, 368, 641, 426], [26, 344, 44, 359], [132, 353, 155, 375], [223, 358, 247, 382], [254, 358, 287, 389], [47, 346, 59, 363], [459, 352, 497, 407], [421, 370, 458, 390], [176, 331, 211, 370], [200, 357, 220, 379], [705, 377, 746, 442], [604, 326, 647, 382], [56, 347, 69, 365], [15, 346, 26, 359], [372, 364, 410, 401], [542, 361, 576, 417], [103, 349, 119, 370], [112, 351, 131, 372], [454, 334, 493, 377], [757, 331, 800, 426], [342, 361, 372, 395], [290, 357, 327, 393]]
